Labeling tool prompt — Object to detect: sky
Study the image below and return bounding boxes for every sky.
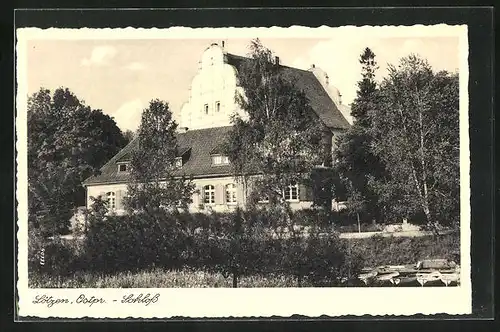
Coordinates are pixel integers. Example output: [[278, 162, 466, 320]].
[[26, 33, 460, 132]]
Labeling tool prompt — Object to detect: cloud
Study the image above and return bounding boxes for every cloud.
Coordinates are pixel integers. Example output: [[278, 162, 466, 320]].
[[113, 99, 144, 132], [81, 46, 117, 66], [124, 62, 147, 71]]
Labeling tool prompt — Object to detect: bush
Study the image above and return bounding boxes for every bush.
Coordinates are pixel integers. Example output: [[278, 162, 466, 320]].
[[28, 227, 81, 278], [83, 210, 193, 273], [277, 224, 363, 287], [80, 206, 363, 286], [349, 232, 460, 267]]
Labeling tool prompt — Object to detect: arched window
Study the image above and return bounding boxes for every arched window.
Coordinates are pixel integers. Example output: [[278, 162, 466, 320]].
[[106, 192, 116, 210], [225, 183, 237, 204], [203, 185, 215, 204]]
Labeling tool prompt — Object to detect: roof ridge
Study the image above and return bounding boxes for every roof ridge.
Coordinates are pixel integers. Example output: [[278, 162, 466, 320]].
[[225, 52, 312, 73]]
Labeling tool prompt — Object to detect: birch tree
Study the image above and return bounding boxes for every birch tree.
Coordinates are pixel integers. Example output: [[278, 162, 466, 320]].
[[224, 39, 324, 220], [369, 55, 460, 229]]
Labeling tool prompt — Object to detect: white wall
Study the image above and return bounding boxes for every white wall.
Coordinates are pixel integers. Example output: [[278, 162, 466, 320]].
[[86, 176, 313, 215], [86, 183, 129, 215]]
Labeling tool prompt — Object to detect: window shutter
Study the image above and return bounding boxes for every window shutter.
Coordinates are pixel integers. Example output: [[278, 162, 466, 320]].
[[196, 186, 203, 205], [215, 184, 223, 205], [116, 190, 123, 210], [236, 182, 244, 206], [222, 185, 227, 204], [299, 184, 313, 202], [192, 187, 199, 206]]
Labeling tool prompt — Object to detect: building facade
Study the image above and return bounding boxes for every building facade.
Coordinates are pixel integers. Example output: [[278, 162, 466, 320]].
[[83, 43, 352, 214]]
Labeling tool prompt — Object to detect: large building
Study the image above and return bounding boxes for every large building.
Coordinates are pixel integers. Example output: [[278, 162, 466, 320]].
[[82, 42, 352, 214]]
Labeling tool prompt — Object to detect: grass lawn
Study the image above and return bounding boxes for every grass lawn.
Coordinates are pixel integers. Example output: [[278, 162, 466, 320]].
[[29, 268, 299, 288]]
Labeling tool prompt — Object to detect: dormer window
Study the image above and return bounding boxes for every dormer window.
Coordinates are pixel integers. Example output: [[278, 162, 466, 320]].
[[118, 163, 129, 173], [204, 104, 209, 114], [215, 101, 220, 112], [175, 157, 183, 168], [211, 155, 229, 166]]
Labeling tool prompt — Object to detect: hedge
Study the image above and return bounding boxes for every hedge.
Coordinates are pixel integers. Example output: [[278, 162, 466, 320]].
[[28, 208, 459, 287]]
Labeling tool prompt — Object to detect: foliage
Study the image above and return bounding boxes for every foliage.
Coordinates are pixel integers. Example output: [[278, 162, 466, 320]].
[[224, 39, 325, 213], [28, 226, 81, 277], [123, 129, 135, 144], [368, 55, 460, 228], [125, 99, 195, 215], [75, 207, 358, 287], [334, 48, 386, 223], [349, 232, 460, 267], [27, 87, 127, 235]]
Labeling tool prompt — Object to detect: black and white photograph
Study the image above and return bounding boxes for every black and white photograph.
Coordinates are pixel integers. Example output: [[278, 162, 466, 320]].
[[16, 23, 471, 318]]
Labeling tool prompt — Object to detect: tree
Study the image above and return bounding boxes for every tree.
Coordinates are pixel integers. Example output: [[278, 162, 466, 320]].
[[125, 99, 195, 216], [334, 47, 386, 223], [28, 87, 127, 235], [369, 55, 460, 229], [224, 39, 325, 220], [123, 129, 135, 144]]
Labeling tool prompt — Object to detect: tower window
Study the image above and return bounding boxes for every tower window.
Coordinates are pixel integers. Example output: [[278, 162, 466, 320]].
[[215, 101, 220, 112], [204, 104, 209, 114]]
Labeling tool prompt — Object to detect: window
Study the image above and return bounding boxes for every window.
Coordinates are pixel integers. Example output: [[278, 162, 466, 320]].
[[118, 163, 128, 173], [106, 192, 116, 210], [175, 157, 183, 168], [215, 101, 220, 112], [203, 185, 215, 204], [212, 155, 230, 165], [225, 183, 237, 204], [283, 183, 299, 201], [204, 104, 209, 114]]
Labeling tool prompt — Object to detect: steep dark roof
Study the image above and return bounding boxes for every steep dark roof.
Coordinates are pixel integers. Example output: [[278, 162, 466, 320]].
[[225, 53, 351, 130], [83, 126, 233, 186], [84, 52, 350, 186]]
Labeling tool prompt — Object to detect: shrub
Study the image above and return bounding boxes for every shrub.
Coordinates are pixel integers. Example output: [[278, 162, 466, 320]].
[[278, 225, 363, 287], [83, 210, 193, 273], [349, 232, 460, 267], [28, 227, 46, 275], [191, 207, 279, 287], [28, 227, 82, 278]]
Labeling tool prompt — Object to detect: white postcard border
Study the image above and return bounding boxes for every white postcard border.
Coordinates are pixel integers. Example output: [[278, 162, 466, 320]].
[[16, 25, 471, 318]]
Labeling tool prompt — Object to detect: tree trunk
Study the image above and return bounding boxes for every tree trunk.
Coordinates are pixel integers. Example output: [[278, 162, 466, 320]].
[[417, 98, 434, 231], [357, 213, 361, 233]]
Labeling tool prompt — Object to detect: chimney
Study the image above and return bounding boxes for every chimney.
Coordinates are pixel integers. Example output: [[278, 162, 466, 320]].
[[275, 56, 280, 65], [179, 127, 189, 133]]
